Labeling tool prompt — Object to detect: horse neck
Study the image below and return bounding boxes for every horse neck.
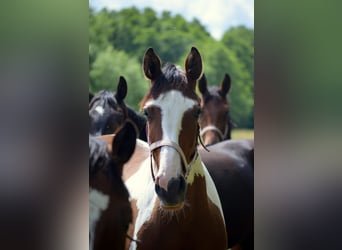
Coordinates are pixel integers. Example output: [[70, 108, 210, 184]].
[[225, 118, 233, 140], [184, 155, 210, 207], [126, 106, 147, 141]]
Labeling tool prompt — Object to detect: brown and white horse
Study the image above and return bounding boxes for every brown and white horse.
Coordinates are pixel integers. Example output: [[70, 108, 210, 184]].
[[120, 47, 227, 249], [89, 121, 136, 250], [198, 73, 234, 146], [200, 139, 254, 250]]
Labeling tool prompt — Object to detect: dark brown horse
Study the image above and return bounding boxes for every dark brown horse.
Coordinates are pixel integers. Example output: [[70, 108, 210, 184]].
[[89, 121, 137, 250], [198, 73, 234, 146], [200, 139, 254, 250], [89, 76, 147, 141], [115, 47, 227, 250], [89, 76, 128, 136]]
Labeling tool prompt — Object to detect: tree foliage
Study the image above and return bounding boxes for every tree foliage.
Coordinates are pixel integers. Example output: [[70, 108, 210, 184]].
[[89, 7, 254, 128]]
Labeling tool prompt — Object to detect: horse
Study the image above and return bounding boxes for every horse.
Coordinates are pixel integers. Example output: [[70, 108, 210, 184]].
[[198, 73, 234, 146], [199, 139, 254, 250], [89, 121, 137, 250], [89, 76, 147, 141], [118, 47, 227, 250], [89, 76, 128, 136]]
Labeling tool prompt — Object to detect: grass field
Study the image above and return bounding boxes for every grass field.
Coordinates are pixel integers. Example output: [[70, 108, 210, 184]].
[[231, 129, 254, 139]]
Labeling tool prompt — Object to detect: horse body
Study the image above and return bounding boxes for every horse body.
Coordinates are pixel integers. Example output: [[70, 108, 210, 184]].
[[200, 139, 254, 249], [116, 47, 227, 250], [89, 122, 137, 250], [125, 152, 225, 250]]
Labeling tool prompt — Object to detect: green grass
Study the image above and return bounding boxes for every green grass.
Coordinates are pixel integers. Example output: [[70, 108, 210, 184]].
[[231, 129, 254, 139]]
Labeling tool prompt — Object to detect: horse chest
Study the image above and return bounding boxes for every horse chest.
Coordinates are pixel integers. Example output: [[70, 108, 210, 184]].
[[134, 206, 226, 250], [126, 179, 226, 249]]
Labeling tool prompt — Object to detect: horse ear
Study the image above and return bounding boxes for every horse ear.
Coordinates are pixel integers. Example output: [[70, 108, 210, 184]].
[[185, 47, 202, 90], [111, 122, 136, 175], [115, 76, 127, 103], [198, 73, 208, 96], [219, 73, 231, 97], [143, 48, 162, 81]]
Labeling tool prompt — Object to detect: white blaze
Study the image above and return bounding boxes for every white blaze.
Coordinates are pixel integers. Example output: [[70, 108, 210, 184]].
[[144, 90, 197, 190], [95, 106, 104, 115]]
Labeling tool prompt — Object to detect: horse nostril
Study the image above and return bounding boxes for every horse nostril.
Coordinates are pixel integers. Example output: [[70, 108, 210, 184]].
[[155, 176, 186, 205], [168, 176, 186, 195]]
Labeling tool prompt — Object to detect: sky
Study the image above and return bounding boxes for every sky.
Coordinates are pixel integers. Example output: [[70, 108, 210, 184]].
[[89, 0, 254, 40]]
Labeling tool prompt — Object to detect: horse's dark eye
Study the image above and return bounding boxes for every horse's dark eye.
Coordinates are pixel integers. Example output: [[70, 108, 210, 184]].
[[194, 109, 202, 118], [143, 108, 151, 119]]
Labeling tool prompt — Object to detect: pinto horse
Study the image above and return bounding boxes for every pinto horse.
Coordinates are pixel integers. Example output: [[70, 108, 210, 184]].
[[89, 77, 147, 141], [117, 47, 227, 250], [200, 139, 254, 250], [198, 73, 234, 146], [89, 121, 137, 250]]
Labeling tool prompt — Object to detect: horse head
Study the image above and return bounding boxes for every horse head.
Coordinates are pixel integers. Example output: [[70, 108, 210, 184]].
[[140, 47, 203, 209], [198, 73, 233, 145]]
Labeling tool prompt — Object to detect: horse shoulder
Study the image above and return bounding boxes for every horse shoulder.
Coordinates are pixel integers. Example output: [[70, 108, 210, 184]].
[[124, 150, 157, 250], [202, 161, 225, 224], [122, 139, 149, 181]]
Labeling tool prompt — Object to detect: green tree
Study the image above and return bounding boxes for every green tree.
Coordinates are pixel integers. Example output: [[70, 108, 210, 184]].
[[88, 7, 254, 127], [222, 26, 254, 80], [89, 46, 148, 110]]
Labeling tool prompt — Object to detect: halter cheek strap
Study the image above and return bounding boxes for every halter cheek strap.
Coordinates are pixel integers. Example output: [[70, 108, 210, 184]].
[[149, 140, 198, 182], [200, 124, 228, 141]]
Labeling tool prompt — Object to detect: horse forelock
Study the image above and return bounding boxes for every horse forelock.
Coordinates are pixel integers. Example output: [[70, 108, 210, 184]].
[[89, 90, 119, 110], [140, 63, 199, 109], [203, 86, 227, 102]]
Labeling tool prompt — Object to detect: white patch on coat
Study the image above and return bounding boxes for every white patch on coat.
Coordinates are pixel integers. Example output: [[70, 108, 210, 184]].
[[125, 157, 156, 250], [186, 154, 225, 224], [126, 90, 225, 249], [144, 90, 197, 190], [89, 188, 110, 250], [95, 105, 104, 115]]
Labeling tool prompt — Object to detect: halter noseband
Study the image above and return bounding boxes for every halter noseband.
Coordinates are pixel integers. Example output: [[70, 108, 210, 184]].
[[200, 124, 228, 141], [149, 140, 198, 182]]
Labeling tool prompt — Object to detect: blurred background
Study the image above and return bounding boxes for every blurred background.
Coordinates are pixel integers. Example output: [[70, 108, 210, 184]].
[[89, 0, 254, 134]]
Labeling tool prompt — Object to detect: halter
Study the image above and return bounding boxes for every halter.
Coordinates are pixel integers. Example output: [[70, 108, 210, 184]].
[[149, 140, 199, 182], [200, 124, 228, 141]]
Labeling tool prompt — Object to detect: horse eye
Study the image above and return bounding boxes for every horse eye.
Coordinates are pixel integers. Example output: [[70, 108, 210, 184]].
[[194, 109, 202, 118], [143, 108, 151, 119]]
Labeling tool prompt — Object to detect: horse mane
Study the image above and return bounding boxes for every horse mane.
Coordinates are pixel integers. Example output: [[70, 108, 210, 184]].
[[89, 136, 125, 191], [140, 63, 190, 108], [89, 90, 117, 109]]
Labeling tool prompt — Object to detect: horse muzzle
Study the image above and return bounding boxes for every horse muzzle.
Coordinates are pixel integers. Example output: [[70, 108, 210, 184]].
[[155, 175, 186, 209]]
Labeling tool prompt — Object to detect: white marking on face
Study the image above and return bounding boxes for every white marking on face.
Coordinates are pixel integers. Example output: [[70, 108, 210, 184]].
[[144, 90, 197, 190], [124, 124, 225, 250], [95, 105, 104, 115], [89, 188, 110, 250]]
